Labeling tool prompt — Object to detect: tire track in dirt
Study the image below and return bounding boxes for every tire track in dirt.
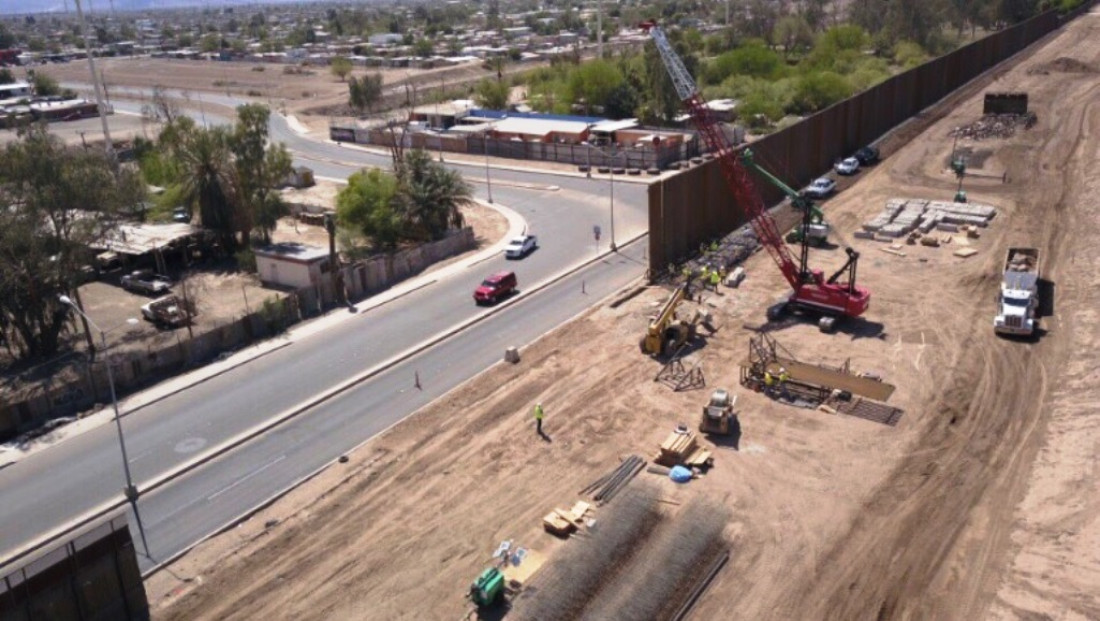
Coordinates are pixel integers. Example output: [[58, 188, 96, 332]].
[[776, 22, 1098, 618]]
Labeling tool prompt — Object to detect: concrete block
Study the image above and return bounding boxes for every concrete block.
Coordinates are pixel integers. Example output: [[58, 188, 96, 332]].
[[504, 347, 521, 363], [725, 267, 745, 288], [936, 222, 960, 232], [854, 230, 876, 239]]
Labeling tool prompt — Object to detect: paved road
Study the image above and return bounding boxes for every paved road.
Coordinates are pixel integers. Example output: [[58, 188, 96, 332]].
[[0, 90, 651, 571]]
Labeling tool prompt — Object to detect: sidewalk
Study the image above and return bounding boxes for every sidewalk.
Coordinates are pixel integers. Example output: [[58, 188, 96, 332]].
[[0, 199, 526, 468]]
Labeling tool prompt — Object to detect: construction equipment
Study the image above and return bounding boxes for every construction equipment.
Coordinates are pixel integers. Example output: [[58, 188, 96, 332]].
[[743, 160, 831, 245], [994, 247, 1041, 336], [642, 23, 870, 326], [468, 567, 505, 607], [699, 389, 737, 435], [641, 283, 700, 356]]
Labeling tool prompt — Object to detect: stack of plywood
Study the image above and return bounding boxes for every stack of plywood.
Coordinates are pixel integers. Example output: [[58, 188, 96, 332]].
[[542, 501, 593, 537], [655, 430, 713, 468]]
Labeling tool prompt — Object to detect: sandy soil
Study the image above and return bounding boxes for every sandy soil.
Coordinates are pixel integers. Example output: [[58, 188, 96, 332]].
[[44, 56, 495, 120], [146, 11, 1100, 621]]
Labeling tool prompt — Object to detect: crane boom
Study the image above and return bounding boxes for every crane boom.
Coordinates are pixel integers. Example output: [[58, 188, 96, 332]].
[[643, 21, 870, 320], [644, 22, 802, 292]]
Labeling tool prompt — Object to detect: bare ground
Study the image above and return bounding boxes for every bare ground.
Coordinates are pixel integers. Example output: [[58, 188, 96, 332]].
[[146, 11, 1100, 621]]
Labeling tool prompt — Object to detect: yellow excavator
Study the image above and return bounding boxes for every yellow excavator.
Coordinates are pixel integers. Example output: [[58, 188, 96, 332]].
[[641, 283, 700, 357]]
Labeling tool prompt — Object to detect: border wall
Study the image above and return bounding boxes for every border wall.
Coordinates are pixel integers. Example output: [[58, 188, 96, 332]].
[[647, 9, 1064, 273], [0, 514, 149, 621]]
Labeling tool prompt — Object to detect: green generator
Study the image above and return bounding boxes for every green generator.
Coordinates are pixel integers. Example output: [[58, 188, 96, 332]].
[[469, 567, 505, 607]]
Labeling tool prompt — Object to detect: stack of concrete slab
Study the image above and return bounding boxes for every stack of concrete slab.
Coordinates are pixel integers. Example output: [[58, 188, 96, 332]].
[[861, 198, 998, 239]]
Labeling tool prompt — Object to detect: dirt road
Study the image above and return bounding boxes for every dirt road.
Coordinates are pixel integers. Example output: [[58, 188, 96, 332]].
[[147, 11, 1100, 621]]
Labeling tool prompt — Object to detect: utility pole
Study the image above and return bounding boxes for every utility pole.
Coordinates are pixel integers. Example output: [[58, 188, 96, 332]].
[[73, 0, 114, 158], [597, 0, 604, 59]]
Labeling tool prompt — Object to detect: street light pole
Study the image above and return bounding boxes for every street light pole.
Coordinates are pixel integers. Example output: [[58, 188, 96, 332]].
[[609, 146, 617, 251], [58, 296, 150, 559], [73, 0, 114, 159], [483, 131, 493, 204]]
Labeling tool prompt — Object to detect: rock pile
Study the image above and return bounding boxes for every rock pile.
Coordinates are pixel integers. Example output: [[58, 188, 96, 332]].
[[949, 113, 1037, 140]]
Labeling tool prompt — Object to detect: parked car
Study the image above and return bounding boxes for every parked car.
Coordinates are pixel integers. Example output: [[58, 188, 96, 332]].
[[804, 177, 837, 198], [474, 271, 517, 305], [172, 207, 191, 223], [834, 157, 860, 175], [121, 269, 172, 295], [854, 145, 880, 165], [504, 234, 538, 259], [141, 295, 188, 328]]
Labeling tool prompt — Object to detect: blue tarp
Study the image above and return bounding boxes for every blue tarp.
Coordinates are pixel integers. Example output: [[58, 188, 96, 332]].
[[669, 465, 693, 483]]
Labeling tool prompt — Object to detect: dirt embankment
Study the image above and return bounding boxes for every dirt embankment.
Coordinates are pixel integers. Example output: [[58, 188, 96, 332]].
[[147, 11, 1100, 621]]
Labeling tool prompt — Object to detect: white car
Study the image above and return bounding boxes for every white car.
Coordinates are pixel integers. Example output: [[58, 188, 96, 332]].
[[504, 234, 538, 259], [834, 157, 860, 176], [804, 177, 837, 198]]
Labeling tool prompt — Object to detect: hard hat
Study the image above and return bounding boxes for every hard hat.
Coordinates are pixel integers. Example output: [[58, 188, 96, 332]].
[[779, 367, 787, 373]]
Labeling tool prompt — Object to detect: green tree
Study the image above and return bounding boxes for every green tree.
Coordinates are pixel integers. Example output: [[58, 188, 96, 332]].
[[400, 149, 469, 241], [173, 123, 238, 247], [772, 15, 815, 58], [792, 71, 852, 113], [348, 73, 384, 116], [604, 81, 640, 120], [0, 126, 144, 360], [708, 41, 785, 84], [473, 78, 509, 109], [0, 23, 14, 49], [200, 33, 222, 53], [566, 59, 624, 115], [0, 68, 13, 84], [413, 38, 434, 57], [31, 72, 60, 97], [231, 104, 291, 245], [330, 56, 353, 81], [336, 168, 402, 249]]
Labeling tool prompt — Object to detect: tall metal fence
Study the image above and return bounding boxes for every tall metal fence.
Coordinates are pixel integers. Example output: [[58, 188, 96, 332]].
[[647, 9, 1065, 273], [0, 514, 149, 621]]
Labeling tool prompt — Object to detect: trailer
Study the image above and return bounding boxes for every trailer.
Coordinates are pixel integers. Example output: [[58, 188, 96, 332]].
[[994, 247, 1040, 336]]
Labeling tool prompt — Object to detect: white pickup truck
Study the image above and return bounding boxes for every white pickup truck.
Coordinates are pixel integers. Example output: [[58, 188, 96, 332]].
[[994, 247, 1040, 336]]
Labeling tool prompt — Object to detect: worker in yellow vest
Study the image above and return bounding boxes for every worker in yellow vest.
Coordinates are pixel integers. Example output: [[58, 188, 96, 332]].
[[778, 367, 791, 400], [709, 269, 721, 291], [763, 370, 775, 395], [533, 402, 544, 435]]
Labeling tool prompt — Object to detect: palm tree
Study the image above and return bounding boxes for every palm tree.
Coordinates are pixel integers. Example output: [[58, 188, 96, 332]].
[[400, 149, 470, 241], [174, 126, 239, 249]]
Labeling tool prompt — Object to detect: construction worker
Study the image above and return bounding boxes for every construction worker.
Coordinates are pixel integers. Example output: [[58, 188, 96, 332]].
[[710, 240, 719, 252], [534, 402, 545, 435], [778, 367, 791, 400], [709, 268, 721, 291], [763, 370, 775, 396]]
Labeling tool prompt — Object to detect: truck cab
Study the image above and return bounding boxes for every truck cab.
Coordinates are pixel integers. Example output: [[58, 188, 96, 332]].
[[994, 247, 1040, 336]]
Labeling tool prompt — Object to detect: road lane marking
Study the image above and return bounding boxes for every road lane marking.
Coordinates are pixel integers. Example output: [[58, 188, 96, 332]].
[[206, 455, 286, 502]]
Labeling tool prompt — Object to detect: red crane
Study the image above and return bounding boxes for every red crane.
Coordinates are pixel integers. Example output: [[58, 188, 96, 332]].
[[643, 22, 870, 322]]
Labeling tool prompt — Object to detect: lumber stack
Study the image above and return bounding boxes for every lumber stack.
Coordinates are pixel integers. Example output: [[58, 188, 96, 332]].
[[655, 430, 713, 468]]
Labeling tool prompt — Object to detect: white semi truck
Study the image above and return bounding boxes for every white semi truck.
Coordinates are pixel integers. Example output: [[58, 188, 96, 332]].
[[994, 247, 1040, 336]]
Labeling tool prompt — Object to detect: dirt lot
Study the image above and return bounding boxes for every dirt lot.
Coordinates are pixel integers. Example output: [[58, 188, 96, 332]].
[[147, 11, 1100, 621], [45, 56, 491, 120]]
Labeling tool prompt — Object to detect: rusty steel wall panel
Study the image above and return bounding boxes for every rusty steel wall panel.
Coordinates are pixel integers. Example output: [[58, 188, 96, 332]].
[[647, 10, 1065, 274]]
